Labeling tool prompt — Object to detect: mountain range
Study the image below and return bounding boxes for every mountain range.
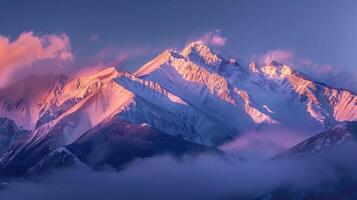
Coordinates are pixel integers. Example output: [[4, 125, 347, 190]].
[[0, 41, 356, 178]]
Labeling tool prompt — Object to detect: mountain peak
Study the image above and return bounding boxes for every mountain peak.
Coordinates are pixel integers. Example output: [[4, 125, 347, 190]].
[[181, 41, 219, 57], [260, 61, 294, 79], [135, 42, 228, 77], [134, 49, 174, 77], [181, 41, 224, 70], [181, 41, 209, 54], [79, 67, 119, 80]]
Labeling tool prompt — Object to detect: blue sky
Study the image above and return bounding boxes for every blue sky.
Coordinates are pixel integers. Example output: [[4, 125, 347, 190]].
[[0, 0, 356, 91]]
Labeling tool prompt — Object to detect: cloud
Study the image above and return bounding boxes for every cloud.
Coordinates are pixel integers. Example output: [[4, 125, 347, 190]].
[[84, 46, 158, 70], [295, 59, 357, 92], [0, 32, 73, 88], [0, 31, 156, 87], [260, 49, 294, 65], [199, 30, 227, 47], [220, 128, 305, 160], [3, 143, 357, 200], [299, 59, 333, 74], [0, 32, 73, 70]]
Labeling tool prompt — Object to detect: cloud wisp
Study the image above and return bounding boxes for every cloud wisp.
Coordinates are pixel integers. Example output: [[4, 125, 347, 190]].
[[83, 46, 158, 70], [0, 31, 157, 88], [198, 30, 227, 47], [220, 128, 305, 160], [259, 49, 294, 65]]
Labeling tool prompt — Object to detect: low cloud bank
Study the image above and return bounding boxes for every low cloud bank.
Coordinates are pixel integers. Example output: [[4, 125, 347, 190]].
[[2, 142, 357, 200]]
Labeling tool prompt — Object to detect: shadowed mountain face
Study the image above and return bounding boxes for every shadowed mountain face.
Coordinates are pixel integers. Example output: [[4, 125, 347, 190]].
[[68, 118, 219, 170], [275, 121, 357, 159], [0, 118, 28, 154], [0, 119, 218, 178], [0, 42, 356, 180], [24, 118, 219, 177]]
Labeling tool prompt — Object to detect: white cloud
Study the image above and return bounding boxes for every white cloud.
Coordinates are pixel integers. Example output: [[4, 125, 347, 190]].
[[199, 30, 227, 47], [260, 49, 294, 65]]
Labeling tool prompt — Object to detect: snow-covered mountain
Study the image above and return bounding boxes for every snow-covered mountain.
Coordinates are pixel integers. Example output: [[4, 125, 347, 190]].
[[1, 42, 356, 145], [135, 41, 356, 130], [0, 41, 356, 177]]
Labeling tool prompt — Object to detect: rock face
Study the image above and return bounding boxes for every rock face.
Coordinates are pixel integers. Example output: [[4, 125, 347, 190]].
[[0, 41, 356, 178]]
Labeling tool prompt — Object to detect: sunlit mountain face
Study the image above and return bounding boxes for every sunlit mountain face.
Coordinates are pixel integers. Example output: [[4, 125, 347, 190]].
[[0, 1, 357, 200]]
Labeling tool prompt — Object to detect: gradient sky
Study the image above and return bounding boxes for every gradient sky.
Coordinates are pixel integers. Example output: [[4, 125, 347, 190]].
[[0, 0, 356, 91]]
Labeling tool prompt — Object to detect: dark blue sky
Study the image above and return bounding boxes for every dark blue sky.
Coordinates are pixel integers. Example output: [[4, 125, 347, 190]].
[[0, 0, 356, 90]]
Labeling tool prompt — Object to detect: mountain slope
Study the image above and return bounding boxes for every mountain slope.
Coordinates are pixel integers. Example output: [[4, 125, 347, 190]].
[[115, 72, 237, 145], [0, 74, 67, 129], [34, 67, 121, 128], [0, 68, 120, 130]]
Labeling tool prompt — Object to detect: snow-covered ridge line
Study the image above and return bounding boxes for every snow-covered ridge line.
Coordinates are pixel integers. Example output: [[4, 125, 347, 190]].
[[116, 71, 187, 105]]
